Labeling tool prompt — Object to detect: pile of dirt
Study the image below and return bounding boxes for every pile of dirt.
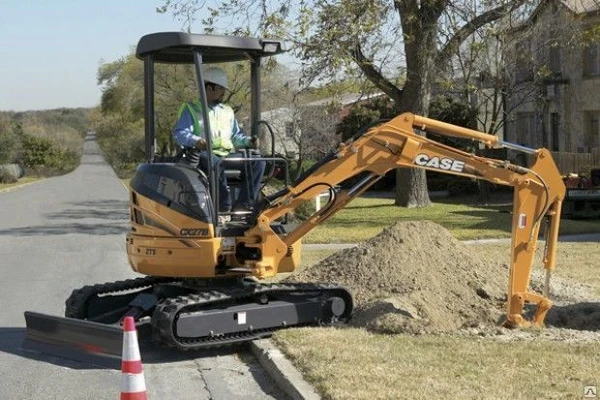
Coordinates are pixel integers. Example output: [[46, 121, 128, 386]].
[[287, 220, 511, 334], [288, 220, 600, 335]]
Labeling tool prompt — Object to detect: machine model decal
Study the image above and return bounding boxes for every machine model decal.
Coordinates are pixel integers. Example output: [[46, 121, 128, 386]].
[[414, 154, 465, 172], [180, 228, 210, 236]]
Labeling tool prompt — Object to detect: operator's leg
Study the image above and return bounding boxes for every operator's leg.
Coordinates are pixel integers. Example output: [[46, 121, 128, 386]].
[[236, 153, 266, 209], [198, 152, 231, 211], [249, 156, 266, 201]]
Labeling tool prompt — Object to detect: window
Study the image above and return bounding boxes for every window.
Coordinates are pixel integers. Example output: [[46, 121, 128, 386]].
[[284, 122, 296, 138], [516, 112, 537, 146], [515, 40, 534, 83], [585, 111, 600, 151], [583, 42, 600, 77], [550, 113, 560, 151], [548, 41, 561, 76]]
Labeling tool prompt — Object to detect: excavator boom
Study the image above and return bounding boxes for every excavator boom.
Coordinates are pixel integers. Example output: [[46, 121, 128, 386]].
[[244, 112, 565, 327]]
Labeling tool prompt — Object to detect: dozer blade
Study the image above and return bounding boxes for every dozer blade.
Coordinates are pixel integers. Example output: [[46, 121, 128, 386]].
[[23, 311, 123, 369]]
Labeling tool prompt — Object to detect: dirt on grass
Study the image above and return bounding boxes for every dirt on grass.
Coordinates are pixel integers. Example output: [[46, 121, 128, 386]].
[[285, 220, 600, 338]]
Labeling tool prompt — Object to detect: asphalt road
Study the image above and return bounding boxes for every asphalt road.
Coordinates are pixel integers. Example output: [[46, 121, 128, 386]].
[[0, 133, 288, 399]]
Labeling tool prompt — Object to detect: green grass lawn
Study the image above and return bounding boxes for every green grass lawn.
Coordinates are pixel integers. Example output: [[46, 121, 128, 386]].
[[273, 328, 600, 400], [303, 196, 600, 243], [276, 239, 600, 400], [278, 195, 600, 400]]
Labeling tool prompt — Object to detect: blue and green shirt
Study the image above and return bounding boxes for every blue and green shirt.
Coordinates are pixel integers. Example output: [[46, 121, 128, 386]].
[[173, 100, 250, 156]]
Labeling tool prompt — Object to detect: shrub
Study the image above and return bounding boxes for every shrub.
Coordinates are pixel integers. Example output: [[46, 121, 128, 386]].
[[0, 128, 21, 164], [21, 134, 80, 175], [0, 164, 24, 182], [21, 135, 54, 167], [446, 178, 478, 196], [94, 116, 145, 178], [0, 168, 17, 183]]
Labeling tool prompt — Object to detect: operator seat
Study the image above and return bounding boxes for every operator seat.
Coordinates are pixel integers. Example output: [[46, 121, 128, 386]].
[[174, 147, 262, 213]]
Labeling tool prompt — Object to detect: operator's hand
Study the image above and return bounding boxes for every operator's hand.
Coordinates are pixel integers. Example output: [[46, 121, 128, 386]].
[[195, 138, 207, 150], [250, 136, 259, 148]]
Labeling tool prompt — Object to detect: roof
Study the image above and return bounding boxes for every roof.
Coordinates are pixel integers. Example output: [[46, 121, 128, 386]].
[[529, 0, 600, 22], [562, 0, 600, 13], [305, 92, 387, 108], [505, 0, 599, 35], [135, 32, 289, 64]]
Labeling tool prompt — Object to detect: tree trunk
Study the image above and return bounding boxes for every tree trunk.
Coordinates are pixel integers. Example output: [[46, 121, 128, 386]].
[[392, 69, 432, 207], [389, 2, 443, 208], [395, 168, 430, 208]]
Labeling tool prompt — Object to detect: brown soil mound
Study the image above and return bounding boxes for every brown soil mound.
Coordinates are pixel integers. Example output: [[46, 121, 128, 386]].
[[287, 221, 510, 334]]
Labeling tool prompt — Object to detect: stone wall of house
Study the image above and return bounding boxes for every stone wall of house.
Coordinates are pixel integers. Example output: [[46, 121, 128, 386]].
[[504, 1, 600, 152]]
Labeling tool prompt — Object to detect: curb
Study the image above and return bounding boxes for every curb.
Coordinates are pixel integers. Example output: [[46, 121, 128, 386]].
[[250, 339, 320, 400]]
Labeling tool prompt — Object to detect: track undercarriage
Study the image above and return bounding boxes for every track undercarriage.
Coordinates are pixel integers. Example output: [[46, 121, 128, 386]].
[[39, 276, 351, 352]]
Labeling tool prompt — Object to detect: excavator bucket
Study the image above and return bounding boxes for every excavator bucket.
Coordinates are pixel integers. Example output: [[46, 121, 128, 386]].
[[22, 311, 124, 369]]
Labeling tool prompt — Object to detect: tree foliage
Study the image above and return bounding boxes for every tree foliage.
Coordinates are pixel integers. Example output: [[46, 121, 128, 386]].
[[20, 134, 79, 172], [0, 116, 20, 164], [95, 54, 196, 174], [281, 103, 340, 181], [336, 96, 399, 142], [0, 109, 88, 176], [428, 95, 480, 151]]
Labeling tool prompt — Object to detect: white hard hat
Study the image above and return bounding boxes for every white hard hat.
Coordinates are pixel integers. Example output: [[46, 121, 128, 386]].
[[203, 67, 229, 90]]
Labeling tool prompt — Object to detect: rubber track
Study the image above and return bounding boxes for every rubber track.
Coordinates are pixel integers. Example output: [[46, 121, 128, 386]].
[[64, 276, 179, 319], [151, 282, 353, 351], [64, 278, 353, 350]]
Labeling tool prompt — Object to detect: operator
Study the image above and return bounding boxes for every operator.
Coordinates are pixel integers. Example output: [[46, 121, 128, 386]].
[[172, 67, 265, 212]]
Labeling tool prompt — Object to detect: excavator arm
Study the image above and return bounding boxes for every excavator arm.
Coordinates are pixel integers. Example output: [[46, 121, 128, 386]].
[[244, 112, 566, 328]]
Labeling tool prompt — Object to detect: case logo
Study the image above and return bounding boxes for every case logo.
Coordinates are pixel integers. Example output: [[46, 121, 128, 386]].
[[414, 154, 465, 172]]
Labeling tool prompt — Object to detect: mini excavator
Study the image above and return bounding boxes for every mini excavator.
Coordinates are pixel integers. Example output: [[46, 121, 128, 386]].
[[24, 32, 565, 367]]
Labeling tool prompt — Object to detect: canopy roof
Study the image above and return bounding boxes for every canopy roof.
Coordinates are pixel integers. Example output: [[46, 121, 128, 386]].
[[135, 32, 288, 64]]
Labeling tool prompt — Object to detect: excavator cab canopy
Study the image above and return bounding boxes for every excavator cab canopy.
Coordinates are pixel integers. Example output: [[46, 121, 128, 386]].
[[134, 32, 289, 162], [136, 32, 288, 64]]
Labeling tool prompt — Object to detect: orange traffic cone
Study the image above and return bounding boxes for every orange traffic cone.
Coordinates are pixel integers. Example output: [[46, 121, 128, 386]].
[[120, 316, 147, 400]]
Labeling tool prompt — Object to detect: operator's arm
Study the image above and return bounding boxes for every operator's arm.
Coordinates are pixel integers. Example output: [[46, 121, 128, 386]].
[[173, 105, 206, 150], [230, 117, 253, 148]]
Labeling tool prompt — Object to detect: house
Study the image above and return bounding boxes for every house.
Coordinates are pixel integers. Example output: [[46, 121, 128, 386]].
[[259, 106, 297, 158], [260, 92, 386, 158], [503, 0, 600, 153], [301, 92, 387, 119]]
